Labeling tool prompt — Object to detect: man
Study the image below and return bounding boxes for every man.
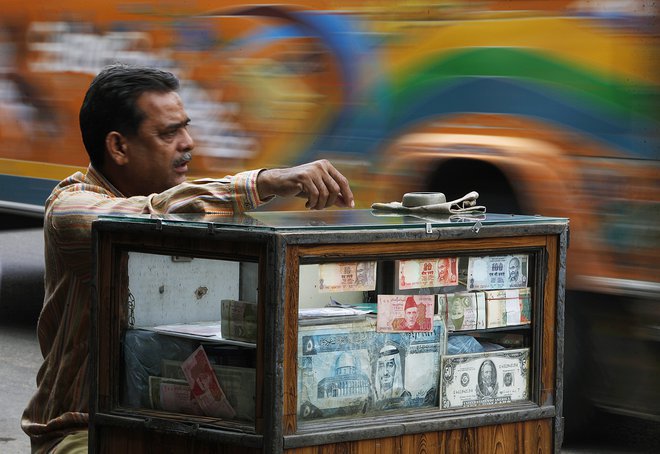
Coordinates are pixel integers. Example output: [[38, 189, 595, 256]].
[[391, 296, 421, 331], [374, 344, 410, 404], [21, 64, 354, 453], [508, 256, 526, 287], [477, 359, 498, 398]]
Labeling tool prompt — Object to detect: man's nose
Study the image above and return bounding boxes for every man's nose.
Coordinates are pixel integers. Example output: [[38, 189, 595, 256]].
[[180, 128, 195, 151]]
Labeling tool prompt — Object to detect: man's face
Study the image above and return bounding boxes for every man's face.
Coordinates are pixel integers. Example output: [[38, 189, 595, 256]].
[[482, 364, 494, 384], [121, 91, 194, 196], [438, 260, 448, 279], [378, 357, 396, 390], [450, 298, 465, 319], [509, 259, 520, 281], [356, 263, 367, 284], [404, 306, 418, 327]]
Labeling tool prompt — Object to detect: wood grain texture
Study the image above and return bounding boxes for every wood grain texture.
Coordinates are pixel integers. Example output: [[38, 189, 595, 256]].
[[296, 236, 548, 261], [541, 235, 558, 406], [283, 245, 301, 434], [282, 420, 553, 454]]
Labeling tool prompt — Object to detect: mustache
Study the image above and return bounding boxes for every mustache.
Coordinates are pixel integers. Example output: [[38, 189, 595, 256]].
[[174, 152, 192, 167]]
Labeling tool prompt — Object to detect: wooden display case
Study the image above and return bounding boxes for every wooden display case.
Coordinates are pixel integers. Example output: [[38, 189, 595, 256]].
[[90, 210, 568, 453]]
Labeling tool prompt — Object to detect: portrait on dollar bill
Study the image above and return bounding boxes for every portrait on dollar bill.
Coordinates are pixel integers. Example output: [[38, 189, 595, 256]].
[[440, 348, 529, 409], [398, 257, 458, 290], [467, 254, 529, 291], [297, 318, 446, 421], [377, 295, 434, 332], [319, 261, 377, 292]]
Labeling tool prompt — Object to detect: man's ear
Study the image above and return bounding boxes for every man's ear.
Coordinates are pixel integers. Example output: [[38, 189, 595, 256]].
[[105, 131, 128, 166]]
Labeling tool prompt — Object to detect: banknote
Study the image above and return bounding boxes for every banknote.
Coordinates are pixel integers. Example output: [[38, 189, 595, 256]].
[[148, 376, 203, 415], [377, 294, 435, 332], [297, 317, 446, 421], [221, 299, 257, 343], [484, 288, 532, 327], [162, 359, 256, 422], [440, 348, 529, 409], [181, 346, 236, 418], [398, 257, 458, 290], [441, 292, 478, 331], [467, 254, 529, 291], [318, 261, 377, 292]]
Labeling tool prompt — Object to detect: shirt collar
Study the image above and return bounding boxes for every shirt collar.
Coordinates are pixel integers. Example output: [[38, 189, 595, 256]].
[[86, 164, 126, 197]]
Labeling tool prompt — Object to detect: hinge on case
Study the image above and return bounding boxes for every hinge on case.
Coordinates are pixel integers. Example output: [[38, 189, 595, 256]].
[[425, 223, 433, 234]]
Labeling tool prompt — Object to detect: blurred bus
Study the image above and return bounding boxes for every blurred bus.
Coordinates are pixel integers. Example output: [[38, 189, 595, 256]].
[[1, 0, 657, 438]]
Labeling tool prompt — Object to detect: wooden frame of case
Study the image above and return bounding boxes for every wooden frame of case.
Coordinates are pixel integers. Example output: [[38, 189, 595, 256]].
[[90, 214, 568, 453]]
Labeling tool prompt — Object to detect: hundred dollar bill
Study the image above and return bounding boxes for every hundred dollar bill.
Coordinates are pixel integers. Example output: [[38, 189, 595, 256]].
[[467, 254, 529, 291], [297, 317, 446, 421], [162, 359, 256, 422], [398, 257, 458, 290], [318, 261, 377, 292], [440, 348, 529, 409], [148, 376, 203, 415], [221, 299, 257, 343], [181, 346, 236, 419]]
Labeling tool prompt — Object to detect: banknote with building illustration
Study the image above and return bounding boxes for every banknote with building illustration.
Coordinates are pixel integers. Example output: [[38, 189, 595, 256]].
[[440, 348, 529, 409], [297, 317, 446, 421]]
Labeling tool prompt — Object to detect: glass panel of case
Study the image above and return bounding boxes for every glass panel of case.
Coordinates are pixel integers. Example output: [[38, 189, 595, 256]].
[[297, 251, 536, 424], [119, 251, 258, 427]]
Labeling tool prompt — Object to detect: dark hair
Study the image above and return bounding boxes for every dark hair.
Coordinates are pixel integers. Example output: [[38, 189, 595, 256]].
[[79, 64, 180, 168]]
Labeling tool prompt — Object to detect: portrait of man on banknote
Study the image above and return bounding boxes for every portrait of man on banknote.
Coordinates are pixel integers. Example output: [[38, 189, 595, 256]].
[[476, 359, 498, 399], [508, 257, 527, 287], [437, 257, 458, 286], [374, 344, 411, 408], [390, 296, 425, 331]]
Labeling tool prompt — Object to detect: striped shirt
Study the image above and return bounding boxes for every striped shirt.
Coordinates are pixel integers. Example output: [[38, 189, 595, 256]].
[[21, 165, 267, 453]]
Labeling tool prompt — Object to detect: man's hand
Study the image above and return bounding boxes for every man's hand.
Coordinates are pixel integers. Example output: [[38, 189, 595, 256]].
[[257, 159, 355, 210]]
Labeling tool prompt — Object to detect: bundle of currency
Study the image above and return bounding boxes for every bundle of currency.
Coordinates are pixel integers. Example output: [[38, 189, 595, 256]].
[[467, 254, 529, 291], [297, 317, 446, 421], [161, 359, 256, 422], [440, 348, 529, 409], [376, 294, 435, 332], [440, 292, 479, 331], [181, 346, 236, 419], [484, 288, 532, 327], [398, 257, 458, 290], [318, 261, 377, 292], [148, 376, 203, 415], [221, 299, 257, 343]]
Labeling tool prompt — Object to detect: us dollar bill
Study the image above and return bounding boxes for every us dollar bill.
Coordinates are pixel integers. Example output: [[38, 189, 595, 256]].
[[467, 254, 529, 290], [318, 261, 377, 292], [440, 348, 529, 409]]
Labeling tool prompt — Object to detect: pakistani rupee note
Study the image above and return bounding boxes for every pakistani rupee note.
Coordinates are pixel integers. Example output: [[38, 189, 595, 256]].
[[181, 346, 236, 419]]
